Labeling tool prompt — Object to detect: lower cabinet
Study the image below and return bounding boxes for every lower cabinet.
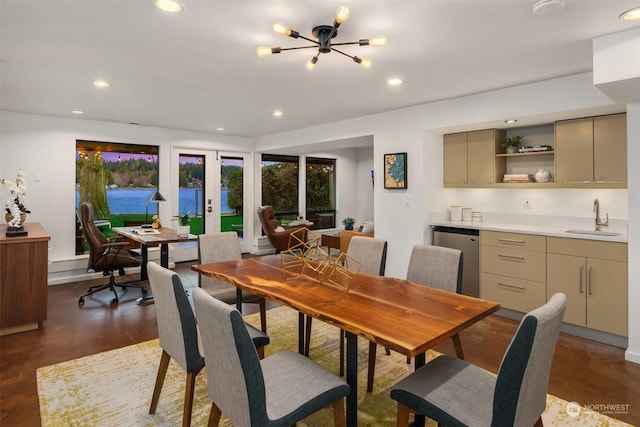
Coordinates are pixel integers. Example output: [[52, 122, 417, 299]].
[[480, 231, 547, 313], [547, 237, 628, 337], [480, 231, 628, 338]]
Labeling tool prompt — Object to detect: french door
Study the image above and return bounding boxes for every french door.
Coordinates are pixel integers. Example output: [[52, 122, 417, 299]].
[[172, 147, 251, 260]]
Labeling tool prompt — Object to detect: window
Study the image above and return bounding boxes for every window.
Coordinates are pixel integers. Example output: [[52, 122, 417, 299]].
[[178, 154, 204, 235], [261, 154, 299, 222], [75, 141, 159, 254], [306, 157, 336, 230]]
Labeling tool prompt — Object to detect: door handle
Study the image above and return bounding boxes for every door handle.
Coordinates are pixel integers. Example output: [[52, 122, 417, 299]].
[[588, 266, 593, 295], [578, 265, 584, 294], [207, 207, 212, 213], [498, 253, 525, 262]]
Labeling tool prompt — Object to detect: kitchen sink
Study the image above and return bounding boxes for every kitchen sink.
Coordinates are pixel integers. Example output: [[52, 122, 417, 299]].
[[565, 229, 620, 237]]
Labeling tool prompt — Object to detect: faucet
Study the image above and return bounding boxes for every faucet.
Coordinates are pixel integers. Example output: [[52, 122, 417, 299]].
[[594, 198, 609, 227]]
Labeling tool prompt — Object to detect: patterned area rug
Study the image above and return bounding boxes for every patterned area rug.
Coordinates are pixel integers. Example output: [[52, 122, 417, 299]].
[[37, 306, 630, 426]]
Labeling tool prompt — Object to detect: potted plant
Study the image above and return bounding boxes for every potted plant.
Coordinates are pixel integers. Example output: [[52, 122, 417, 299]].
[[173, 211, 191, 237], [342, 217, 355, 231], [502, 135, 524, 154]]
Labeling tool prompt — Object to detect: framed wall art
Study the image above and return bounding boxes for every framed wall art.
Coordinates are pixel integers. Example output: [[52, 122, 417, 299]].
[[383, 152, 407, 189]]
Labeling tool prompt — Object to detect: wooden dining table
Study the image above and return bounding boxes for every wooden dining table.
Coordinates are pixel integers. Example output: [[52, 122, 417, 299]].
[[192, 254, 500, 426]]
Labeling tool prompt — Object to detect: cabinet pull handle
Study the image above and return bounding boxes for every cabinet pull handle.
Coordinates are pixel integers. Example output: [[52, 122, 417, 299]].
[[588, 266, 593, 295], [498, 253, 526, 261], [579, 265, 584, 294], [498, 282, 525, 290], [498, 238, 526, 245]]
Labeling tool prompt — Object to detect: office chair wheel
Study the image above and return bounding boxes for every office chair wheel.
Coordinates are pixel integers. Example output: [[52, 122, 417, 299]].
[[141, 288, 148, 294], [111, 297, 118, 304], [79, 297, 85, 305]]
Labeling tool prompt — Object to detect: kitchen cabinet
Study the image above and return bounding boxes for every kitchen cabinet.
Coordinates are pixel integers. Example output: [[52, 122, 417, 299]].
[[1, 223, 50, 335], [547, 237, 627, 337], [555, 113, 627, 186], [480, 231, 547, 313], [444, 129, 505, 187]]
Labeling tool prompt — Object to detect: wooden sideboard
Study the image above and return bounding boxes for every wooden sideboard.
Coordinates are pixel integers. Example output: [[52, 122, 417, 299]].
[[0, 222, 50, 335]]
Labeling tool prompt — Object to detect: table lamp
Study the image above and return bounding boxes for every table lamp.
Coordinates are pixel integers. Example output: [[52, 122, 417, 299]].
[[144, 190, 166, 227]]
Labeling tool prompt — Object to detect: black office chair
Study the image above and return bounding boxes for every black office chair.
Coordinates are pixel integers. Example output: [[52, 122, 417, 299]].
[[78, 202, 147, 304]]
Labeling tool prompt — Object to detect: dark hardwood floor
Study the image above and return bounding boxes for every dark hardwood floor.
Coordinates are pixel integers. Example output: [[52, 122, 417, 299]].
[[1, 262, 638, 426]]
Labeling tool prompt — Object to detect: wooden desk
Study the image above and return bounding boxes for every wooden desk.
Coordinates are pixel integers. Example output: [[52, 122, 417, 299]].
[[0, 223, 50, 335], [192, 255, 499, 426]]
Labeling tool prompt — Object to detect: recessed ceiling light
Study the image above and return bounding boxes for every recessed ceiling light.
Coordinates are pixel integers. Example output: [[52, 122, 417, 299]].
[[387, 78, 403, 86], [505, 119, 518, 124], [532, 0, 564, 15], [272, 110, 283, 117], [93, 80, 110, 88], [71, 110, 84, 115], [216, 127, 225, 131], [155, 0, 183, 13], [620, 7, 640, 20]]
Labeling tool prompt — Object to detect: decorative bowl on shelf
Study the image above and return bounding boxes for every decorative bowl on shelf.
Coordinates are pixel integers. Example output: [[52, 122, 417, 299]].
[[535, 168, 551, 183]]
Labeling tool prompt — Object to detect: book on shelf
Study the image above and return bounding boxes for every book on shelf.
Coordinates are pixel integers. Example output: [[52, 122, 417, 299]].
[[503, 174, 532, 183], [518, 145, 553, 153]]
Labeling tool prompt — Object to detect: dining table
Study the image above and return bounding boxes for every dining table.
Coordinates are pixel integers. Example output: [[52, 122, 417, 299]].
[[192, 254, 500, 426]]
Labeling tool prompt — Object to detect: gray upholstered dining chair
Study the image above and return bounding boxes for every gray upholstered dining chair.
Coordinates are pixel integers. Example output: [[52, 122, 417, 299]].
[[198, 232, 268, 332], [391, 292, 567, 427], [192, 287, 350, 427], [146, 262, 269, 427], [406, 244, 465, 360], [368, 244, 465, 385], [304, 236, 388, 391]]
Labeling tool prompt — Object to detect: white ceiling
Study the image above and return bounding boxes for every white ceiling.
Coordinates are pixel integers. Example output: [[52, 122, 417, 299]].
[[1, 0, 638, 138]]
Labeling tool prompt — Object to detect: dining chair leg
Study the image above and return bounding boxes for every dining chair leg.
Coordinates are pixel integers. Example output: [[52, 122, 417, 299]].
[[183, 369, 201, 427], [534, 416, 543, 427], [149, 350, 171, 414], [259, 299, 267, 333], [396, 403, 410, 427], [257, 345, 265, 359], [333, 398, 346, 427], [452, 333, 464, 359], [208, 401, 222, 427], [367, 341, 377, 392]]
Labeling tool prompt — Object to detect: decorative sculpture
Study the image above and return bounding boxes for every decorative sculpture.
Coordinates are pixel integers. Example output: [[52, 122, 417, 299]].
[[1, 168, 30, 236], [280, 227, 361, 289]]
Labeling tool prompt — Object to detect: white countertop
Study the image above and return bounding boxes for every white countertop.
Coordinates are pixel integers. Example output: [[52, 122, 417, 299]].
[[429, 212, 628, 243]]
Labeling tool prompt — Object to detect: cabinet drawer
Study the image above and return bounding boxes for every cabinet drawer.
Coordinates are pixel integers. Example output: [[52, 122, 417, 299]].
[[480, 273, 546, 313], [547, 237, 627, 262], [481, 245, 546, 282], [481, 231, 546, 252]]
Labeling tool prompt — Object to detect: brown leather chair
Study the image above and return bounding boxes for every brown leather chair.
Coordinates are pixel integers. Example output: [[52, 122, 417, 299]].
[[78, 202, 147, 304], [257, 205, 307, 252]]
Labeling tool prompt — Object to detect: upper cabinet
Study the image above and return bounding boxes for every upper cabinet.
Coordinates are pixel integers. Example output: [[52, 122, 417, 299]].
[[443, 113, 627, 189], [555, 113, 626, 186], [444, 129, 505, 187]]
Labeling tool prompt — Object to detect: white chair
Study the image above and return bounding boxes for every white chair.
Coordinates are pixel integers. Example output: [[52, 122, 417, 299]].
[[192, 287, 350, 426], [391, 293, 567, 427], [198, 232, 267, 332]]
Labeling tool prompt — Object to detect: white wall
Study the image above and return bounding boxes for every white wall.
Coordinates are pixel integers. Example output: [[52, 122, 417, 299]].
[[254, 71, 638, 362], [0, 111, 253, 266]]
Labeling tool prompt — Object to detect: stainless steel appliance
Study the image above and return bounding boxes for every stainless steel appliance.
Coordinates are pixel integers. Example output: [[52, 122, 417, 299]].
[[432, 226, 479, 297]]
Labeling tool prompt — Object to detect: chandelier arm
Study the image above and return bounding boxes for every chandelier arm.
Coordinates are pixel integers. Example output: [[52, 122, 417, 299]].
[[329, 41, 361, 47], [279, 45, 320, 51], [330, 47, 356, 59], [296, 34, 319, 45]]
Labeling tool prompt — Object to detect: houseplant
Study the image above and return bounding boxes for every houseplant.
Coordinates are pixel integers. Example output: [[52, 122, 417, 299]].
[[342, 217, 355, 231], [173, 211, 191, 237], [502, 135, 524, 153]]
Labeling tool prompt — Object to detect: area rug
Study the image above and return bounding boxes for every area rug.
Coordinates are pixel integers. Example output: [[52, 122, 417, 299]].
[[37, 306, 631, 426]]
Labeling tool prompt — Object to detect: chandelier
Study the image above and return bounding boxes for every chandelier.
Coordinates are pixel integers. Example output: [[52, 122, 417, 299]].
[[256, 6, 387, 70]]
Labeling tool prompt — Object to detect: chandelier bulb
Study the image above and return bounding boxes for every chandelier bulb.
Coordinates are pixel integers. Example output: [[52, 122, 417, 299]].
[[306, 56, 319, 70], [369, 36, 387, 47], [257, 46, 273, 57], [354, 56, 372, 68], [273, 22, 291, 36], [335, 6, 350, 24]]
